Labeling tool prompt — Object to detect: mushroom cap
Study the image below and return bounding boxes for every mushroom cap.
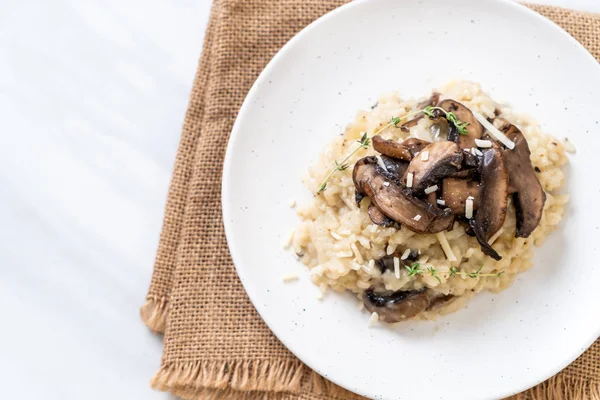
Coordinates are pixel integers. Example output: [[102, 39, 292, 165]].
[[403, 141, 463, 193], [363, 288, 429, 322], [471, 142, 509, 260], [353, 157, 454, 234], [500, 123, 546, 238], [438, 99, 483, 149]]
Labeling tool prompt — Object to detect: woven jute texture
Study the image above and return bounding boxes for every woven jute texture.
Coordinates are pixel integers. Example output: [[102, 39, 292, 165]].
[[141, 1, 600, 399]]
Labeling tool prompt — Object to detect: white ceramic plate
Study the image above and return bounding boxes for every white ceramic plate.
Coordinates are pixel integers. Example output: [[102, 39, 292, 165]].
[[222, 1, 600, 399]]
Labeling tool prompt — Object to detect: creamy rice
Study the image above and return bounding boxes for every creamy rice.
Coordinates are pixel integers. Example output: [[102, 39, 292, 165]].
[[292, 80, 568, 319]]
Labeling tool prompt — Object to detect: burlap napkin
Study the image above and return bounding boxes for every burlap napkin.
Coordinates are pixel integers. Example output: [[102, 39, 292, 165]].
[[140, 1, 600, 399]]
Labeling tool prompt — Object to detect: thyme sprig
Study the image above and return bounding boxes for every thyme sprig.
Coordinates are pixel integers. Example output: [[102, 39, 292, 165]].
[[317, 111, 423, 194], [405, 263, 504, 281], [423, 106, 470, 135], [316, 106, 469, 194]]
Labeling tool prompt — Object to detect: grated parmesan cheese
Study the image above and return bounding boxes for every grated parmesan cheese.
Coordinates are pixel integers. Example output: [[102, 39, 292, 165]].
[[420, 151, 429, 161], [288, 198, 297, 208], [283, 273, 298, 282], [383, 181, 390, 187], [406, 172, 414, 188], [368, 312, 379, 327], [424, 185, 438, 194], [488, 228, 504, 245], [413, 214, 422, 221], [437, 199, 446, 206], [393, 257, 400, 279], [563, 137, 576, 154], [436, 231, 457, 262], [465, 196, 474, 219], [471, 147, 483, 157], [400, 248, 412, 260], [376, 155, 387, 170], [472, 111, 515, 149], [281, 230, 294, 249], [474, 138, 493, 148]]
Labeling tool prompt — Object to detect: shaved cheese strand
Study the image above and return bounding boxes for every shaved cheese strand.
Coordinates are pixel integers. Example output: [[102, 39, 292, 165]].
[[436, 231, 457, 262], [474, 138, 493, 148], [465, 196, 474, 219], [393, 257, 400, 279], [375, 155, 387, 170], [472, 111, 515, 149], [424, 185, 438, 194], [471, 147, 483, 156], [400, 248, 412, 260], [413, 214, 422, 221], [436, 199, 446, 206], [368, 312, 379, 327], [283, 273, 298, 282], [420, 151, 429, 161], [488, 228, 504, 245], [406, 172, 414, 188]]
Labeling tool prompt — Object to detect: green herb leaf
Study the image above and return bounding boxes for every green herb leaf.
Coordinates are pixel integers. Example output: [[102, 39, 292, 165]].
[[317, 182, 327, 194], [427, 266, 441, 283], [423, 106, 436, 118], [449, 266, 458, 277], [405, 262, 423, 277], [390, 116, 402, 126]]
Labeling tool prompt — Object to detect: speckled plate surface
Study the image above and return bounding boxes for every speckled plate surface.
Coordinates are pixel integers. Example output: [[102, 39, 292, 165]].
[[222, 0, 600, 399]]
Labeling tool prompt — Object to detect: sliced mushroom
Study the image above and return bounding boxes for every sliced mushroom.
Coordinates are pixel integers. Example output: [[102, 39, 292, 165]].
[[403, 141, 463, 193], [438, 99, 483, 149], [372, 135, 413, 161], [500, 123, 546, 238], [401, 138, 430, 157], [363, 288, 429, 322], [470, 143, 509, 260], [441, 178, 480, 215], [426, 294, 456, 311], [462, 149, 480, 168], [368, 203, 398, 228], [353, 157, 454, 233], [380, 155, 408, 179]]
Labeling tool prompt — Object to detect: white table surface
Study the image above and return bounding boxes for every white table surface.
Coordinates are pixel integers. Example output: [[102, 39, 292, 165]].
[[1, 1, 598, 399]]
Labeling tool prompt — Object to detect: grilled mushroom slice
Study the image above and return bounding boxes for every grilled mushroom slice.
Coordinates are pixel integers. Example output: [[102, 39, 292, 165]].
[[438, 99, 483, 149], [402, 138, 430, 157], [441, 178, 480, 215], [379, 155, 408, 179], [363, 288, 429, 322], [403, 141, 463, 193], [470, 143, 509, 260], [353, 157, 454, 233], [368, 203, 398, 227], [500, 123, 546, 237], [372, 135, 413, 161]]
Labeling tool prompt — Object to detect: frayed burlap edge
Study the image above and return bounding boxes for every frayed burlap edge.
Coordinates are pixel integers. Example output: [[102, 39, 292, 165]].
[[140, 297, 168, 333], [150, 360, 600, 400], [150, 361, 358, 399]]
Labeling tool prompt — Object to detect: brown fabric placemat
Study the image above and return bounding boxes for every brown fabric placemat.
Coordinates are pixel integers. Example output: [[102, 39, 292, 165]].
[[141, 2, 600, 399]]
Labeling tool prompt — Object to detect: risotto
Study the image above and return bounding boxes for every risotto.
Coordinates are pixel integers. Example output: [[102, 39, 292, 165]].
[[291, 81, 569, 323]]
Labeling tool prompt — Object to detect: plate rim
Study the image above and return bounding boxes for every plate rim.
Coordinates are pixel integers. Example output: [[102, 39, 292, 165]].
[[222, 0, 600, 398]]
